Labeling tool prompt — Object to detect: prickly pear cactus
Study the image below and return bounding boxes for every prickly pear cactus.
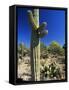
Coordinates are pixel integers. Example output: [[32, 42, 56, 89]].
[[28, 9, 48, 81]]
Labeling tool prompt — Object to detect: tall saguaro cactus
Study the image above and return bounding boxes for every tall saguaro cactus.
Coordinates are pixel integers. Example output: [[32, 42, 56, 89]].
[[28, 9, 48, 81]]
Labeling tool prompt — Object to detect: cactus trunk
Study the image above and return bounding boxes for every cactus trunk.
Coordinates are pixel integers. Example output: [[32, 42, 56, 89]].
[[28, 8, 48, 81], [31, 9, 40, 81]]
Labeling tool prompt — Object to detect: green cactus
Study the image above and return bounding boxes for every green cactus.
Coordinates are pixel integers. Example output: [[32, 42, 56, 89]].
[[28, 9, 48, 81]]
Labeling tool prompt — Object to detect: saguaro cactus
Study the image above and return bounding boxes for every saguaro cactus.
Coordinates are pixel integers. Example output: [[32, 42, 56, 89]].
[[28, 9, 48, 81]]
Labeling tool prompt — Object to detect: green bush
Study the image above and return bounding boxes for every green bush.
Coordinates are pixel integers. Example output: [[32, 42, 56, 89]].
[[48, 41, 64, 55]]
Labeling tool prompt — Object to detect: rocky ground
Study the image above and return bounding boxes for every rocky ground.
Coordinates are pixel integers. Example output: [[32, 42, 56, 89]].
[[17, 54, 65, 81]]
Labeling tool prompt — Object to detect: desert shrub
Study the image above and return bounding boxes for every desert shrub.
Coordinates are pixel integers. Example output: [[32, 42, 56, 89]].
[[40, 42, 47, 52], [48, 41, 64, 56], [40, 42, 48, 58], [49, 63, 61, 78], [18, 43, 24, 54], [18, 43, 30, 57], [59, 48, 65, 56], [40, 63, 61, 80], [40, 62, 61, 80]]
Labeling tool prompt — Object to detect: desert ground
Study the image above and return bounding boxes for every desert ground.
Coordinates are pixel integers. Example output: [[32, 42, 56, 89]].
[[17, 53, 65, 81]]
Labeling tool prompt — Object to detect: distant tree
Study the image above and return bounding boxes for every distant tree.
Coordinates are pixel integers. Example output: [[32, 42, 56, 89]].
[[48, 41, 64, 55]]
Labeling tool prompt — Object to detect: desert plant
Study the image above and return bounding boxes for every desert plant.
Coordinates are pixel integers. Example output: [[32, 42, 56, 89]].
[[40, 42, 48, 58], [40, 62, 61, 80], [28, 9, 48, 81], [18, 43, 24, 58], [40, 42, 47, 53], [48, 41, 64, 55], [18, 43, 30, 58]]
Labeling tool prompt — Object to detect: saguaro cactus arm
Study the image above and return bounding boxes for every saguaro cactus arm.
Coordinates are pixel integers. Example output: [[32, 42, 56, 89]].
[[37, 22, 47, 32], [39, 30, 48, 38], [28, 10, 37, 30], [28, 10, 48, 37], [37, 22, 48, 38]]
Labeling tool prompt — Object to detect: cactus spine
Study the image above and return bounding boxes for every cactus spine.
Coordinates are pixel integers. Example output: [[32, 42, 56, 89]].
[[28, 9, 48, 81]]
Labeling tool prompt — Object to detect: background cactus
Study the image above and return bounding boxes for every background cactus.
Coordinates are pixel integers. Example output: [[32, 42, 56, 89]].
[[28, 9, 48, 81]]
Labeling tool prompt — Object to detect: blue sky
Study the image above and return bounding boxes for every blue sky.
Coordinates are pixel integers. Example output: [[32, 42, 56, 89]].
[[16, 7, 65, 48]]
